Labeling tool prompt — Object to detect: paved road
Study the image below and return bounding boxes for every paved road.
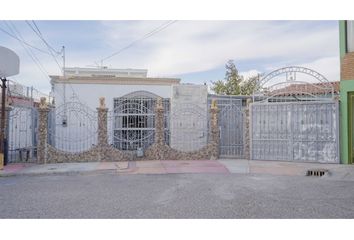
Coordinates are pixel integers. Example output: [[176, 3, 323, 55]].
[[1, 172, 354, 218]]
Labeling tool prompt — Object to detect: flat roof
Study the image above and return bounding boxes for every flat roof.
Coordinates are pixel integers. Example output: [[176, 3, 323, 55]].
[[50, 75, 181, 86]]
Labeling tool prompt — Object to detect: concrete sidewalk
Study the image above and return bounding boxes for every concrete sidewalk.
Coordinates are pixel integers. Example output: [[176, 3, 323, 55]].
[[1, 159, 354, 180], [0, 160, 229, 177], [219, 159, 354, 180]]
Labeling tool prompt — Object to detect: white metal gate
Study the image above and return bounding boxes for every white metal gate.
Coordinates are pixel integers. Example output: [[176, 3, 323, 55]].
[[208, 95, 245, 158], [250, 66, 340, 163], [7, 106, 38, 163], [250, 100, 339, 163], [109, 91, 170, 151]]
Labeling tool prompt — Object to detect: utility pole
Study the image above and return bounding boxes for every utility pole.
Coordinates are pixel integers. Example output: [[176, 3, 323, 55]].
[[62, 46, 65, 76], [62, 46, 66, 104], [0, 46, 19, 169], [0, 77, 7, 168]]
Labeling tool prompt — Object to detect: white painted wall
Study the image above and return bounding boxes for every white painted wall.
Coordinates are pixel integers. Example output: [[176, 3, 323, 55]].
[[51, 82, 175, 152], [170, 85, 208, 151], [53, 83, 174, 110], [52, 82, 209, 153]]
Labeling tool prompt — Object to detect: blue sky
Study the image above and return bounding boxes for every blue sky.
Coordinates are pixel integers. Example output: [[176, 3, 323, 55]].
[[0, 20, 339, 93]]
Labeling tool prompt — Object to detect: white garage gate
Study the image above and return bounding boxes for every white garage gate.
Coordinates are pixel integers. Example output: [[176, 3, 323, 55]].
[[250, 67, 340, 163]]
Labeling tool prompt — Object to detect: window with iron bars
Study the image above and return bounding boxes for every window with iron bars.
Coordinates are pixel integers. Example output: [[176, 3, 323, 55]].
[[112, 97, 170, 151]]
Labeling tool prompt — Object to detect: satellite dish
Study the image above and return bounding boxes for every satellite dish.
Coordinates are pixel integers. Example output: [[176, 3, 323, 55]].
[[0, 46, 20, 78]]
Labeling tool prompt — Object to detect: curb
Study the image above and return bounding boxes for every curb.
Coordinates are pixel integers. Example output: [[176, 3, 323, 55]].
[[0, 169, 118, 178]]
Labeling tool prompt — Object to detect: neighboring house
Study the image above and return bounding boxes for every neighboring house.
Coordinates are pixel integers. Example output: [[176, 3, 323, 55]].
[[267, 81, 340, 100], [4, 81, 41, 162], [339, 20, 354, 164]]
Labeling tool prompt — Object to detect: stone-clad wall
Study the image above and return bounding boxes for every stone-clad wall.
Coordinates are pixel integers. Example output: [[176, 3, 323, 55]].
[[144, 98, 220, 160], [38, 96, 221, 163], [46, 144, 130, 163], [46, 145, 100, 163], [39, 97, 130, 163], [38, 98, 50, 164]]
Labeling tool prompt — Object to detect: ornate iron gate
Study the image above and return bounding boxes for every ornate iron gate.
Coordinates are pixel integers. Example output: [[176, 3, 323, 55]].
[[168, 103, 208, 152], [109, 92, 170, 151], [48, 101, 98, 153], [208, 95, 244, 158], [250, 66, 340, 163], [250, 101, 339, 163], [7, 106, 38, 163]]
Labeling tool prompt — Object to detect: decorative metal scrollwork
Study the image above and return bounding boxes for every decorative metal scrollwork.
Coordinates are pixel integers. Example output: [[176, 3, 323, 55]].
[[48, 101, 98, 153], [168, 103, 208, 152], [254, 66, 334, 103]]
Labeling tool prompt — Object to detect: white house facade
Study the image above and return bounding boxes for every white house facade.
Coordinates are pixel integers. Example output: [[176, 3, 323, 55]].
[[49, 67, 208, 153]]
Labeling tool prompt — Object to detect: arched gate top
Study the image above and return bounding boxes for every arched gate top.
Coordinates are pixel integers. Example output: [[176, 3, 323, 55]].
[[253, 66, 334, 102], [260, 66, 330, 87]]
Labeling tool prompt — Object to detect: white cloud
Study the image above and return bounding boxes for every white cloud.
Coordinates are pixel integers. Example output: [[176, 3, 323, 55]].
[[100, 21, 339, 77], [1, 21, 340, 94], [240, 69, 262, 79]]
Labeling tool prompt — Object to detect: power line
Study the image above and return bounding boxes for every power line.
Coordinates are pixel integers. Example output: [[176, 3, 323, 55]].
[[31, 20, 60, 54], [2, 21, 80, 108], [0, 24, 51, 55], [99, 20, 178, 65], [25, 20, 63, 73], [4, 21, 51, 81]]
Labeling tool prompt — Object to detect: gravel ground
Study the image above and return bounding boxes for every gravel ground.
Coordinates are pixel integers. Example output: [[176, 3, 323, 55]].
[[1, 172, 354, 218]]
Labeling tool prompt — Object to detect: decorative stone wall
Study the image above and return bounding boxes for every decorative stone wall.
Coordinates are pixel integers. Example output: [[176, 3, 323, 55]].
[[154, 98, 164, 145], [42, 97, 129, 164], [38, 96, 221, 163], [46, 145, 101, 163], [97, 97, 108, 146], [243, 98, 252, 160], [38, 98, 49, 164], [144, 98, 220, 160]]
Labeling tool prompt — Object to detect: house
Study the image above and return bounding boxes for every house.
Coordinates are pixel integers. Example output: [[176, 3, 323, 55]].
[[49, 67, 208, 153]]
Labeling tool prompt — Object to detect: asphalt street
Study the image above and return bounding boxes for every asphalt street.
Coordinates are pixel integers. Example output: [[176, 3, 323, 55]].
[[1, 172, 354, 218]]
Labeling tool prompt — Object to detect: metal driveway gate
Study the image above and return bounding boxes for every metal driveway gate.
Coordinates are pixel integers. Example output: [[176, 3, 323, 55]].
[[250, 66, 339, 163], [250, 101, 339, 163], [208, 95, 244, 158]]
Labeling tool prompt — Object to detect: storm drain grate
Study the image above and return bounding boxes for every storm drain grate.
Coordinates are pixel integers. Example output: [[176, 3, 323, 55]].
[[306, 169, 329, 177]]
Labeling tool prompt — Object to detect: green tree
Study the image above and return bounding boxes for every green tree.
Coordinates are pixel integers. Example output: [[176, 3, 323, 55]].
[[211, 60, 262, 95]]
